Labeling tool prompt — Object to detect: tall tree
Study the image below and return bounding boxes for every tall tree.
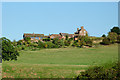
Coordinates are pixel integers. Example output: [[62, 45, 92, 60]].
[[110, 27, 120, 35], [1, 37, 19, 61]]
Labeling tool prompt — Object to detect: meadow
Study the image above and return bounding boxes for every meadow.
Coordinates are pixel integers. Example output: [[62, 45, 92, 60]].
[[2, 44, 118, 78]]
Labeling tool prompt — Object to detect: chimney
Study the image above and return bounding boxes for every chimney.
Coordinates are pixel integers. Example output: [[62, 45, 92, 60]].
[[81, 26, 84, 29], [77, 28, 79, 31]]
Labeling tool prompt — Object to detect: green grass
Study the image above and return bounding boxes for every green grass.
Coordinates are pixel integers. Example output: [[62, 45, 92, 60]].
[[2, 44, 118, 78]]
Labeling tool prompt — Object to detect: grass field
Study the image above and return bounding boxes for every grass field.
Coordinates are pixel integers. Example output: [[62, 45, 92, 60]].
[[2, 44, 118, 78]]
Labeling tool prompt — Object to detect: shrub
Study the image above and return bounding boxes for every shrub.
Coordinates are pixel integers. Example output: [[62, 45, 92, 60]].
[[21, 45, 25, 50], [117, 35, 120, 43], [44, 44, 48, 48], [100, 37, 110, 45], [46, 42, 55, 48], [64, 40, 71, 46], [12, 40, 17, 46], [77, 62, 120, 79], [17, 40, 23, 45], [52, 38, 64, 48], [72, 40, 79, 47], [43, 38, 51, 42], [77, 36, 93, 47], [69, 38, 74, 41], [24, 37, 31, 42], [38, 40, 45, 48], [108, 32, 118, 43]]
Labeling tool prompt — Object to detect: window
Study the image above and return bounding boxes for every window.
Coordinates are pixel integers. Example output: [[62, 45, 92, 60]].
[[40, 37, 43, 39], [35, 37, 39, 40], [31, 37, 34, 39]]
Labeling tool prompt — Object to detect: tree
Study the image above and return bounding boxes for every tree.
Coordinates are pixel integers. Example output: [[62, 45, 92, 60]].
[[65, 35, 68, 40], [1, 37, 19, 61], [110, 27, 120, 35], [107, 32, 118, 43], [12, 40, 17, 46], [24, 37, 31, 42], [102, 34, 106, 37], [17, 40, 23, 45]]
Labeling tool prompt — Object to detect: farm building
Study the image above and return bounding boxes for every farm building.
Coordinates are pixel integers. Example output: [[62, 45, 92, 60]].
[[74, 26, 88, 40], [23, 33, 48, 42], [23, 26, 88, 41]]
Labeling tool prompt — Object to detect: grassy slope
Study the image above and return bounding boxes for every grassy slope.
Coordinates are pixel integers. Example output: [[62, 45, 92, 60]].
[[2, 44, 118, 78]]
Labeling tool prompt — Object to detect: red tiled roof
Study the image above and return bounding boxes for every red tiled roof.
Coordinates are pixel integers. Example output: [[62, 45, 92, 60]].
[[50, 34, 61, 38]]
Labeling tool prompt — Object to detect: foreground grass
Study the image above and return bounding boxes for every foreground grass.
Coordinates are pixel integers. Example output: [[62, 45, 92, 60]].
[[2, 44, 118, 78]]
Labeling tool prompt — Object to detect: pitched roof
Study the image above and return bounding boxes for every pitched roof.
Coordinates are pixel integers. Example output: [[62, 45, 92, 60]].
[[23, 33, 44, 37], [50, 34, 61, 38], [60, 33, 74, 36]]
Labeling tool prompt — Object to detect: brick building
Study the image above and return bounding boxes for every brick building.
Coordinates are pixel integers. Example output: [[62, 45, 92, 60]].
[[59, 33, 74, 39], [23, 33, 48, 42], [23, 26, 88, 41], [74, 26, 88, 40], [48, 34, 61, 39]]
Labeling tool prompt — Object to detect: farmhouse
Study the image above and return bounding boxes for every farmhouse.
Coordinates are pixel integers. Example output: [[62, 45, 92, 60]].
[[23, 26, 88, 41], [48, 34, 61, 39], [59, 33, 74, 39], [23, 33, 48, 42], [74, 26, 88, 40]]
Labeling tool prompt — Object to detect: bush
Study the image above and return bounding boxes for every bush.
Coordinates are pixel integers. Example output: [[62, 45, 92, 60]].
[[32, 42, 38, 47], [21, 45, 25, 50], [77, 62, 120, 79], [69, 38, 74, 41], [46, 42, 55, 48], [77, 36, 93, 47], [24, 37, 31, 42], [64, 40, 71, 46], [100, 37, 110, 45], [52, 38, 64, 48], [117, 35, 120, 43], [43, 38, 51, 42], [108, 32, 118, 43], [17, 40, 23, 45], [72, 40, 79, 47], [38, 40, 45, 48]]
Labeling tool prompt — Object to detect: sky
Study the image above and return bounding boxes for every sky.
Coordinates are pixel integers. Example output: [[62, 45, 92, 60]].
[[2, 2, 118, 41]]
